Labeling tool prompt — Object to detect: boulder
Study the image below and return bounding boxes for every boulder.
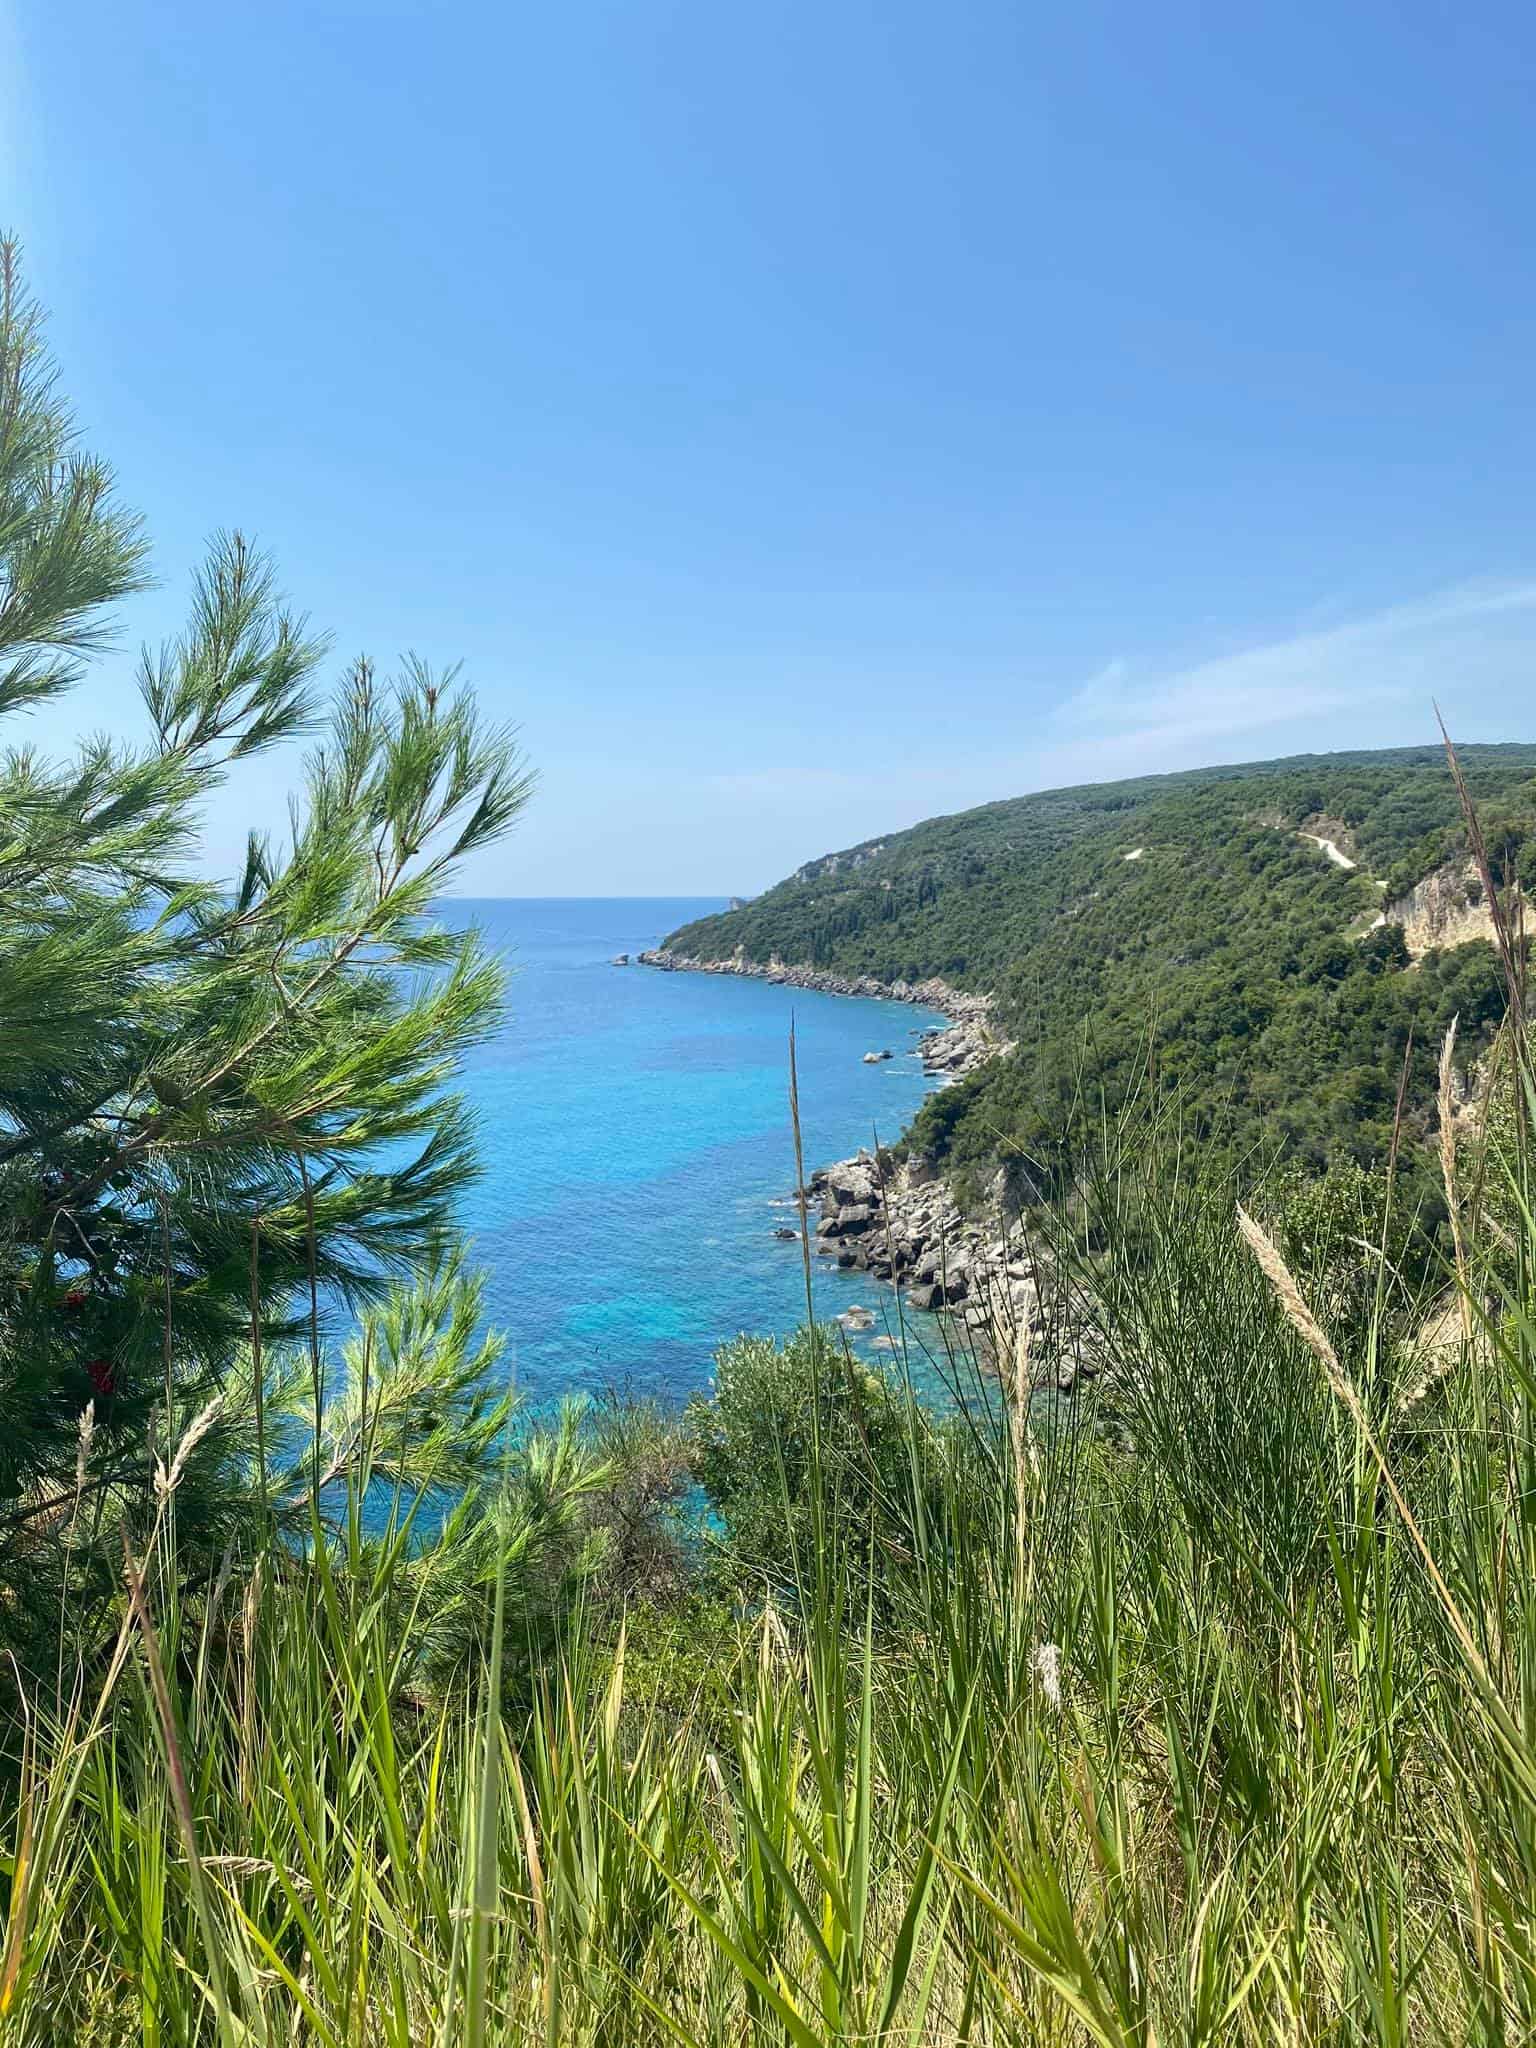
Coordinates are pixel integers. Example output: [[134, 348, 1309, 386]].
[[909, 1273, 968, 1311], [827, 1162, 878, 1205], [773, 1226, 800, 1242]]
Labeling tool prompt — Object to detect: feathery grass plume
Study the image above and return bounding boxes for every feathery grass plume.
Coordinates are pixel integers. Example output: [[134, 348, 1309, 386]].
[[1030, 1640, 1063, 1711], [1438, 1016, 1474, 1343], [153, 1397, 221, 1502], [1236, 1204, 1354, 1412], [73, 1401, 94, 1497], [1237, 1201, 1490, 1684], [57, 1397, 99, 1701], [238, 1555, 263, 1804]]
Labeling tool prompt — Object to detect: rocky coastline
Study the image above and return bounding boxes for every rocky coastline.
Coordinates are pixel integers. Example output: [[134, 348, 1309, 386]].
[[802, 1152, 1096, 1392], [636, 947, 1007, 1083], [638, 948, 1093, 1389]]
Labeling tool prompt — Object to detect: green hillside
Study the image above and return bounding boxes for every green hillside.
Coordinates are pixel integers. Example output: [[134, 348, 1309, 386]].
[[666, 744, 1536, 1198]]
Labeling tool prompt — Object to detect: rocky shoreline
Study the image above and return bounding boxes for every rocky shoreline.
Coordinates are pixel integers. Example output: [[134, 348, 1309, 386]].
[[638, 948, 1092, 1388], [805, 1152, 1100, 1392], [636, 948, 1007, 1083]]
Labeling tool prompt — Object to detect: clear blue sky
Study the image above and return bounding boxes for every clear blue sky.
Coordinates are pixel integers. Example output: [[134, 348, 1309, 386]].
[[7, 0, 1536, 893]]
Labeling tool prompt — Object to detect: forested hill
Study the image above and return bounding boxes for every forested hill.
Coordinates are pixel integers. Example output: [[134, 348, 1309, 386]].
[[665, 744, 1536, 1196]]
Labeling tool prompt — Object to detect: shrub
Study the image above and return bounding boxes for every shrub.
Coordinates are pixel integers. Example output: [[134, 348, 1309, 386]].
[[687, 1324, 959, 1608]]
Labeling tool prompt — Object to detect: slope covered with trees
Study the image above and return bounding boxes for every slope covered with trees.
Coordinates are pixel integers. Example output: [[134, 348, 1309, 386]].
[[666, 748, 1536, 1196]]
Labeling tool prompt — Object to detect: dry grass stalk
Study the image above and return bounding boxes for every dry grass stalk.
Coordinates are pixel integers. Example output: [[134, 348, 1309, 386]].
[[1000, 1296, 1035, 1602], [1438, 1017, 1474, 1345], [239, 1556, 264, 1805], [121, 1539, 238, 2030]]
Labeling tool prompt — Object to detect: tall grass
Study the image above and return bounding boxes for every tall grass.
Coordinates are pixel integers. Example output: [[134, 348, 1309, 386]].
[[5, 968, 1536, 2033]]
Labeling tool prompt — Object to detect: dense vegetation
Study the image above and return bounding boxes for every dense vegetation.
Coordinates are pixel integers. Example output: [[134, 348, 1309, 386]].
[[10, 1037, 1536, 2043], [11, 243, 1536, 2043], [0, 236, 568, 1683], [667, 750, 1536, 1199]]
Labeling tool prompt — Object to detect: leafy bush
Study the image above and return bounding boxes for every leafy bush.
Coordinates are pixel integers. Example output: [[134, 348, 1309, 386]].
[[687, 1325, 959, 1606]]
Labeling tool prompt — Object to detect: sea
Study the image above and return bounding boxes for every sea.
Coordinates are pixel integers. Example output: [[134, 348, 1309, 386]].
[[442, 899, 950, 1410]]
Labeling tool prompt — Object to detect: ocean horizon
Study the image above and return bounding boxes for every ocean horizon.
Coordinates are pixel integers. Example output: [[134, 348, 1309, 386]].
[[441, 898, 949, 1409]]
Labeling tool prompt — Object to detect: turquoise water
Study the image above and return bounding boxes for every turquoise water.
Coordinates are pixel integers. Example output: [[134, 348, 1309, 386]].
[[444, 899, 947, 1408]]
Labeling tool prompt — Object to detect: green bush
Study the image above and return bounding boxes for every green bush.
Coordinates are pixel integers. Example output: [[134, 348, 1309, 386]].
[[687, 1325, 959, 1607]]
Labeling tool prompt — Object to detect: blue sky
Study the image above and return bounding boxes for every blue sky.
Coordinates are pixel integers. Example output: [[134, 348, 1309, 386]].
[[6, 0, 1536, 893]]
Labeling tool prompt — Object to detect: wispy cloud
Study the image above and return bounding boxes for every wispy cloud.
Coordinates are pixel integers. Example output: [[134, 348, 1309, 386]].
[[1056, 581, 1536, 752], [491, 578, 1536, 891]]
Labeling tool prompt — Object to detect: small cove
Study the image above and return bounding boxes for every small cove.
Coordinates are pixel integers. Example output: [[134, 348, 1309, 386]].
[[443, 899, 950, 1408]]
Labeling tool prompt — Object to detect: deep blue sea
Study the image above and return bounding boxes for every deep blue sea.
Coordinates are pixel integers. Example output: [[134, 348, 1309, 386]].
[[444, 899, 948, 1409]]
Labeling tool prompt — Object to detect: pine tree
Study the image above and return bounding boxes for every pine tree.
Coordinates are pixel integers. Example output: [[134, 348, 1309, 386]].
[[0, 240, 533, 1663]]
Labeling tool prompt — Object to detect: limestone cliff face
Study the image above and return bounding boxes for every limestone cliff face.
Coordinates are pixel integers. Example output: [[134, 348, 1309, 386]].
[[792, 841, 888, 884], [1385, 856, 1511, 960]]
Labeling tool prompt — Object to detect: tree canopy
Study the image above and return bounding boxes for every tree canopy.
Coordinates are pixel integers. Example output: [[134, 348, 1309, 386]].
[[0, 240, 533, 1663]]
